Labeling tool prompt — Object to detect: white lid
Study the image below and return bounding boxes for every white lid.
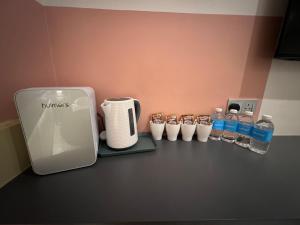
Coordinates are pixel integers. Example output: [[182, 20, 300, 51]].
[[229, 109, 238, 114], [262, 114, 272, 121], [216, 107, 223, 112], [245, 111, 253, 116]]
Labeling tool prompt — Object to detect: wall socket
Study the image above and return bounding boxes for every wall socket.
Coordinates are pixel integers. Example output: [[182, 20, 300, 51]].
[[227, 98, 258, 114]]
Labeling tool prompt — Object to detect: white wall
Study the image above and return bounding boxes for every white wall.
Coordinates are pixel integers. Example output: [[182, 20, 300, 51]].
[[259, 59, 300, 135], [36, 0, 287, 16]]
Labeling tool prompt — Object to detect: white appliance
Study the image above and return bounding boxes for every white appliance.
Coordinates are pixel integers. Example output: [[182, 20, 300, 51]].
[[14, 87, 99, 175], [101, 97, 141, 149]]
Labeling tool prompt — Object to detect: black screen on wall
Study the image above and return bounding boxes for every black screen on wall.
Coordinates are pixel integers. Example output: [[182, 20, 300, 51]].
[[275, 0, 300, 60]]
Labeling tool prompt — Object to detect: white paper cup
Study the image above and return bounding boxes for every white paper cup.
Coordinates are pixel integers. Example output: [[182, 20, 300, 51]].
[[166, 123, 181, 141], [181, 123, 196, 141], [196, 123, 213, 142], [150, 121, 165, 140]]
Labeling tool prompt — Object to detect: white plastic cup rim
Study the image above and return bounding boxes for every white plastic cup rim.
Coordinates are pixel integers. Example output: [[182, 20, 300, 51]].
[[196, 123, 212, 127]]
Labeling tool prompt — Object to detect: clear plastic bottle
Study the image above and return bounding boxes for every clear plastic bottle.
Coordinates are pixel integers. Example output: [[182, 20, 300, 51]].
[[221, 109, 238, 143], [209, 108, 224, 141], [249, 115, 274, 155], [235, 111, 254, 148]]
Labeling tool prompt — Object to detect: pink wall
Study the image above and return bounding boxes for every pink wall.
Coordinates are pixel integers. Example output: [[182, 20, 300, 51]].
[[0, 1, 281, 131], [45, 7, 281, 131], [0, 0, 56, 122]]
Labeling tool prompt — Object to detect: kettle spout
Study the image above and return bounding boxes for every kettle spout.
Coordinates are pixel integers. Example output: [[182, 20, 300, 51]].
[[101, 102, 111, 115]]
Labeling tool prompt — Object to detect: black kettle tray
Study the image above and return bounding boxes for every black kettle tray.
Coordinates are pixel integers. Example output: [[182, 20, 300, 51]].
[[98, 133, 156, 157]]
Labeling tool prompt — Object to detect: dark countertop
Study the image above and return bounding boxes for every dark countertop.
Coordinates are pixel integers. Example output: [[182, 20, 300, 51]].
[[1, 136, 300, 224]]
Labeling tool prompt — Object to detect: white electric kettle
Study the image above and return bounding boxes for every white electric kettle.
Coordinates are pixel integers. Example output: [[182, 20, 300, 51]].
[[101, 97, 141, 149]]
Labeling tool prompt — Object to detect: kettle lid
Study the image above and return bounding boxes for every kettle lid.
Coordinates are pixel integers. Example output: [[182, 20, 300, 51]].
[[106, 97, 132, 102]]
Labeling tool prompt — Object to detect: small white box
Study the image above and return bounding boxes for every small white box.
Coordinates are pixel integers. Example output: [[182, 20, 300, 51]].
[[14, 87, 99, 175]]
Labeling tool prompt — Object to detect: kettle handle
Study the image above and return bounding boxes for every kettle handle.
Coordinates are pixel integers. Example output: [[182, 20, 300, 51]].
[[134, 99, 141, 122]]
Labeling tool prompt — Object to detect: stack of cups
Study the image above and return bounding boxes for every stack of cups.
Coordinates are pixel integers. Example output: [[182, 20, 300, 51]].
[[149, 113, 165, 140], [181, 114, 196, 141], [165, 114, 181, 141], [196, 115, 213, 142], [150, 113, 214, 142]]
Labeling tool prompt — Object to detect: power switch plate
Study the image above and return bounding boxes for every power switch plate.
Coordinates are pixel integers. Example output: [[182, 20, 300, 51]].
[[227, 98, 258, 114]]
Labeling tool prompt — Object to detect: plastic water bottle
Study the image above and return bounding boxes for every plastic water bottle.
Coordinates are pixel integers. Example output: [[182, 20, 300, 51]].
[[235, 111, 254, 148], [209, 108, 224, 141], [221, 109, 238, 143], [249, 115, 274, 154]]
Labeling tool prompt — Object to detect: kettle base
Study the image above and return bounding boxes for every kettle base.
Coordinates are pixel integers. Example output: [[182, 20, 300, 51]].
[[98, 133, 156, 157], [106, 139, 138, 151]]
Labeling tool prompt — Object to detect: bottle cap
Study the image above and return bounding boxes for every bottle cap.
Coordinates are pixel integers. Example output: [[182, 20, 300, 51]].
[[229, 109, 238, 114], [245, 111, 253, 116], [262, 114, 272, 121], [216, 108, 223, 112]]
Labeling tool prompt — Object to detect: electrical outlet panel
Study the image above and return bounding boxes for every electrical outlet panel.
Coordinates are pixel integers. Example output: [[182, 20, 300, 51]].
[[227, 98, 258, 114]]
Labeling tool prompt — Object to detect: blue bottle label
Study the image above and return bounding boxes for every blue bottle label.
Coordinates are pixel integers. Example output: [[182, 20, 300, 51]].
[[237, 123, 253, 136], [212, 120, 224, 131], [224, 120, 238, 132], [251, 127, 273, 142]]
